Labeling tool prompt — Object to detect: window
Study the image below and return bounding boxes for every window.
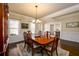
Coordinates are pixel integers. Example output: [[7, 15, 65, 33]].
[[30, 23, 35, 34], [9, 19, 20, 35]]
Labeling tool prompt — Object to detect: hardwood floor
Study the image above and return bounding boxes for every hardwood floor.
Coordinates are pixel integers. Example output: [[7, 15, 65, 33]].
[[8, 40, 79, 56], [60, 39, 79, 56]]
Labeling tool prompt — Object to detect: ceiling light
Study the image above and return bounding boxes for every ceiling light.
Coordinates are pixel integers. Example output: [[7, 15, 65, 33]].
[[32, 5, 42, 23]]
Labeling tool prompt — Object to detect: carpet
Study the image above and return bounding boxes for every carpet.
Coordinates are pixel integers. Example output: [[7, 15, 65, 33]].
[[14, 43, 69, 56]]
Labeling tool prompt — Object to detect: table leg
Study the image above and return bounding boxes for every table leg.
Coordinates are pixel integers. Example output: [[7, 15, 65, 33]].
[[40, 48, 43, 56]]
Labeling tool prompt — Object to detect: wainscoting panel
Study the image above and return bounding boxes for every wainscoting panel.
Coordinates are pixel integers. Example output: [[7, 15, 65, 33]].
[[60, 32, 79, 43], [9, 31, 24, 44]]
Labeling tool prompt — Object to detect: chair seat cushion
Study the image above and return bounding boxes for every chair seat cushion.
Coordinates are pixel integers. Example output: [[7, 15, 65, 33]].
[[45, 46, 52, 51], [33, 44, 41, 48]]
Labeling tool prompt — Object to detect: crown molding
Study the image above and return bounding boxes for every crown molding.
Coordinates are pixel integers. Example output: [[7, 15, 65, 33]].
[[41, 4, 79, 20]]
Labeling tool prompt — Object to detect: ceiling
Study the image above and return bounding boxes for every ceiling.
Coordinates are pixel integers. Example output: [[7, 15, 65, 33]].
[[9, 3, 77, 18]]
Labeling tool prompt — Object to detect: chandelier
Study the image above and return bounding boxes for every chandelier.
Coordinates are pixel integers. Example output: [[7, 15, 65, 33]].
[[32, 5, 41, 23]]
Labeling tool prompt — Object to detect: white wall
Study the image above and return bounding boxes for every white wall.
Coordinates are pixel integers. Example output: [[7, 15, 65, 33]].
[[9, 21, 31, 43], [44, 22, 61, 32], [60, 12, 79, 43], [44, 12, 79, 43], [8, 12, 34, 43], [60, 32, 79, 42], [8, 12, 43, 43]]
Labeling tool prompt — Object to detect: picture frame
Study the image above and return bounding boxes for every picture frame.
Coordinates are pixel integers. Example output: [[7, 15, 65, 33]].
[[66, 22, 79, 28], [21, 23, 29, 29]]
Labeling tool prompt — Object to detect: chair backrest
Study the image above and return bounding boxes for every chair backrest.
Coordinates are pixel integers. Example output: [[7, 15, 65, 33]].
[[26, 31, 33, 47], [51, 37, 59, 51], [23, 31, 33, 46], [38, 31, 42, 36], [35, 35, 41, 38], [27, 31, 32, 37], [44, 31, 50, 39]]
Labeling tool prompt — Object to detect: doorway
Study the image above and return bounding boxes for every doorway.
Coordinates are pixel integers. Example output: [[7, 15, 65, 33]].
[[50, 24, 54, 35]]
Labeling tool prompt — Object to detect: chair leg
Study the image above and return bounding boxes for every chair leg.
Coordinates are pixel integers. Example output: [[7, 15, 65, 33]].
[[27, 46, 30, 52], [56, 49, 58, 56], [40, 48, 44, 56], [32, 49, 35, 56], [43, 49, 50, 56], [51, 52, 53, 56], [24, 43, 26, 49]]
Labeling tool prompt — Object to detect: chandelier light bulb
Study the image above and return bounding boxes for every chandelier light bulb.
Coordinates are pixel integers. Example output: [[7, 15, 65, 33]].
[[32, 20, 35, 23]]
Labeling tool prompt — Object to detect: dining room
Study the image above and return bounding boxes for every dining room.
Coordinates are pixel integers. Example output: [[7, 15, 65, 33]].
[[0, 3, 79, 56]]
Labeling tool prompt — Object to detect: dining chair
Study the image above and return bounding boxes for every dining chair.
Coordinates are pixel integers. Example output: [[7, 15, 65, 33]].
[[23, 32, 31, 52], [38, 31, 42, 36], [28, 37, 42, 55], [25, 31, 41, 56], [44, 31, 50, 39], [43, 37, 59, 56]]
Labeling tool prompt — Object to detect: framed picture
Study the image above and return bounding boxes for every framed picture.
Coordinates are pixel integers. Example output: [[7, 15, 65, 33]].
[[66, 22, 79, 28], [21, 23, 29, 29]]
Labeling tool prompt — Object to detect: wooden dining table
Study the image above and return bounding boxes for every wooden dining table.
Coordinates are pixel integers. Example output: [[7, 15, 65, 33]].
[[32, 36, 55, 55], [33, 37, 54, 46]]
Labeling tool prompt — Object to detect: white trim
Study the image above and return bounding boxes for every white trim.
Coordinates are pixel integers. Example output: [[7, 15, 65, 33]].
[[42, 4, 79, 21]]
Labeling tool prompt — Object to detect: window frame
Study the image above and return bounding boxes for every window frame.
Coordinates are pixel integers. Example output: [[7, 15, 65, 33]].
[[8, 19, 20, 35]]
